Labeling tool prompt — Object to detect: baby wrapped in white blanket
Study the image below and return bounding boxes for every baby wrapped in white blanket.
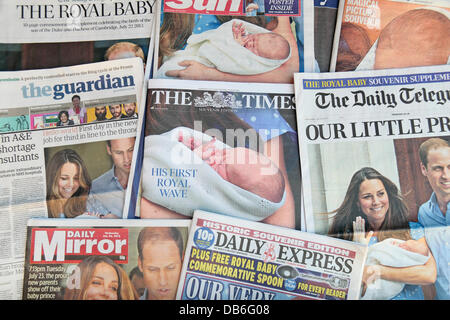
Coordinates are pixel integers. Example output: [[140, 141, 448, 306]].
[[361, 238, 430, 300], [141, 127, 286, 220], [156, 19, 291, 78]]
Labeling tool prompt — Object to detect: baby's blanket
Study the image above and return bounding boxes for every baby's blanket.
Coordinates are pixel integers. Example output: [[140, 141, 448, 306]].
[[361, 238, 430, 300], [156, 19, 291, 78], [141, 127, 285, 220]]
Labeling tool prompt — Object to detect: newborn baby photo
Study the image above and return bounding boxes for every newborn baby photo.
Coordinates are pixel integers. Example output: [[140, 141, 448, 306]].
[[141, 127, 287, 221], [155, 19, 291, 78]]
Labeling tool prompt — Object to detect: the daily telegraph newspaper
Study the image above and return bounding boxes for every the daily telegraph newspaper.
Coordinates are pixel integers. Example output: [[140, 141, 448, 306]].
[[0, 58, 143, 299], [314, 0, 339, 72], [294, 65, 449, 299], [176, 210, 367, 300], [152, 0, 317, 84], [23, 218, 191, 300], [329, 0, 450, 72], [0, 0, 156, 73], [131, 79, 303, 232]]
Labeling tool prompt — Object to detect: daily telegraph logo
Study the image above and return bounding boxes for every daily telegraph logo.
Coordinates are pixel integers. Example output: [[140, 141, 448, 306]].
[[21, 74, 135, 100]]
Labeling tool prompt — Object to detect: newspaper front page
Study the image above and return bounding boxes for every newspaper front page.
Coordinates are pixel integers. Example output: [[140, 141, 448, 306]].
[[329, 0, 450, 72], [23, 218, 191, 300], [131, 79, 303, 231], [0, 58, 144, 299], [0, 0, 156, 73], [314, 0, 339, 72], [176, 210, 367, 300], [294, 65, 449, 299], [152, 0, 317, 83]]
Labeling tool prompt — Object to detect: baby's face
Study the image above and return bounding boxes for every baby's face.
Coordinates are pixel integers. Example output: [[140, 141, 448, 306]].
[[243, 33, 290, 60]]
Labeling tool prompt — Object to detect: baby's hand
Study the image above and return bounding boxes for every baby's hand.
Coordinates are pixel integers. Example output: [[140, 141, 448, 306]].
[[232, 21, 246, 45], [178, 130, 202, 150], [193, 137, 217, 162], [352, 216, 373, 245]]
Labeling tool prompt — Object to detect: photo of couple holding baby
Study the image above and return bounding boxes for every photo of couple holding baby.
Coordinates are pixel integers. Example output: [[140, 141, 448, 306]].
[[155, 11, 314, 84]]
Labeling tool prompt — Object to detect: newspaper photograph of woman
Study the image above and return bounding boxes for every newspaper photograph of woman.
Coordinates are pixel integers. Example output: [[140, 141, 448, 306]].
[[44, 140, 125, 219]]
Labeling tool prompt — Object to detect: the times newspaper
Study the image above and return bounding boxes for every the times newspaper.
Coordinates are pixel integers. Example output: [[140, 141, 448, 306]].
[[329, 0, 450, 72], [0, 0, 156, 78], [176, 210, 367, 300], [129, 79, 304, 231], [294, 65, 449, 299], [152, 0, 317, 83], [23, 218, 191, 300], [314, 0, 339, 72], [0, 58, 144, 299]]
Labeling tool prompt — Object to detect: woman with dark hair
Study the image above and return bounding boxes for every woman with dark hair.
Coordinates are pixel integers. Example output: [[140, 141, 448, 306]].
[[56, 110, 74, 126], [45, 149, 118, 218], [328, 167, 437, 299], [64, 256, 137, 300]]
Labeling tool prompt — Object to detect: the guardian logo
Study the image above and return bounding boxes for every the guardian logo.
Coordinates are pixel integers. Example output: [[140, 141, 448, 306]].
[[21, 74, 135, 100]]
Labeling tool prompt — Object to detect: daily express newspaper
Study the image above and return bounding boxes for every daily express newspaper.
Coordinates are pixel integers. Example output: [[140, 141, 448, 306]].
[[151, 0, 317, 84], [294, 65, 449, 299], [0, 58, 143, 299], [0, 0, 156, 74], [23, 218, 191, 300], [129, 79, 303, 231], [329, 0, 450, 72], [314, 0, 339, 72], [176, 210, 367, 300]]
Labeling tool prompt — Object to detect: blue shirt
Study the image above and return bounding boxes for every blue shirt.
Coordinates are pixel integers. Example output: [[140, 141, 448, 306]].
[[418, 193, 450, 300], [90, 166, 126, 217]]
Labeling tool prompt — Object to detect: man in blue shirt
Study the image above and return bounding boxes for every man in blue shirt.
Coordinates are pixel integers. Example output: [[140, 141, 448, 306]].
[[418, 138, 450, 300], [90, 137, 136, 217]]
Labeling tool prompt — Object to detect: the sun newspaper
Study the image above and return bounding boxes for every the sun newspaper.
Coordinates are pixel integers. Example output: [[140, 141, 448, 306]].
[[0, 0, 156, 78], [314, 0, 339, 72], [0, 58, 144, 299], [126, 79, 304, 232], [176, 210, 367, 300], [151, 0, 317, 83], [294, 65, 449, 299], [23, 218, 191, 300], [329, 0, 450, 72]]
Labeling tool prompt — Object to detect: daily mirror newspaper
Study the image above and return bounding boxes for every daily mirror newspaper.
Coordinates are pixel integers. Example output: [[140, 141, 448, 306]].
[[0, 58, 143, 299], [294, 65, 449, 299], [0, 0, 156, 73], [152, 0, 317, 83], [130, 79, 303, 231], [23, 218, 191, 300], [176, 210, 367, 300], [329, 0, 450, 72]]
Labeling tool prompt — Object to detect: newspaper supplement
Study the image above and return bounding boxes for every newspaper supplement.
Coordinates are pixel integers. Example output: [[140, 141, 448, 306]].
[[314, 0, 339, 72], [152, 0, 317, 84], [294, 65, 449, 299], [329, 0, 450, 72], [134, 79, 303, 231], [0, 58, 143, 299], [0, 0, 156, 71], [23, 218, 191, 300], [176, 210, 367, 300]]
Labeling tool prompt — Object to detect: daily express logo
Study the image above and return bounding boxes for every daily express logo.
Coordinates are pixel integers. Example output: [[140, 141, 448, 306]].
[[30, 228, 129, 264], [21, 74, 135, 100]]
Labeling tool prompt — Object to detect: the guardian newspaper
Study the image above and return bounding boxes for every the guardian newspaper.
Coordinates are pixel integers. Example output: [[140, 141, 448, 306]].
[[0, 58, 144, 299]]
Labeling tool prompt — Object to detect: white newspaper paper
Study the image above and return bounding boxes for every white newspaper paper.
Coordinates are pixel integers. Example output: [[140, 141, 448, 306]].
[[0, 58, 144, 299]]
